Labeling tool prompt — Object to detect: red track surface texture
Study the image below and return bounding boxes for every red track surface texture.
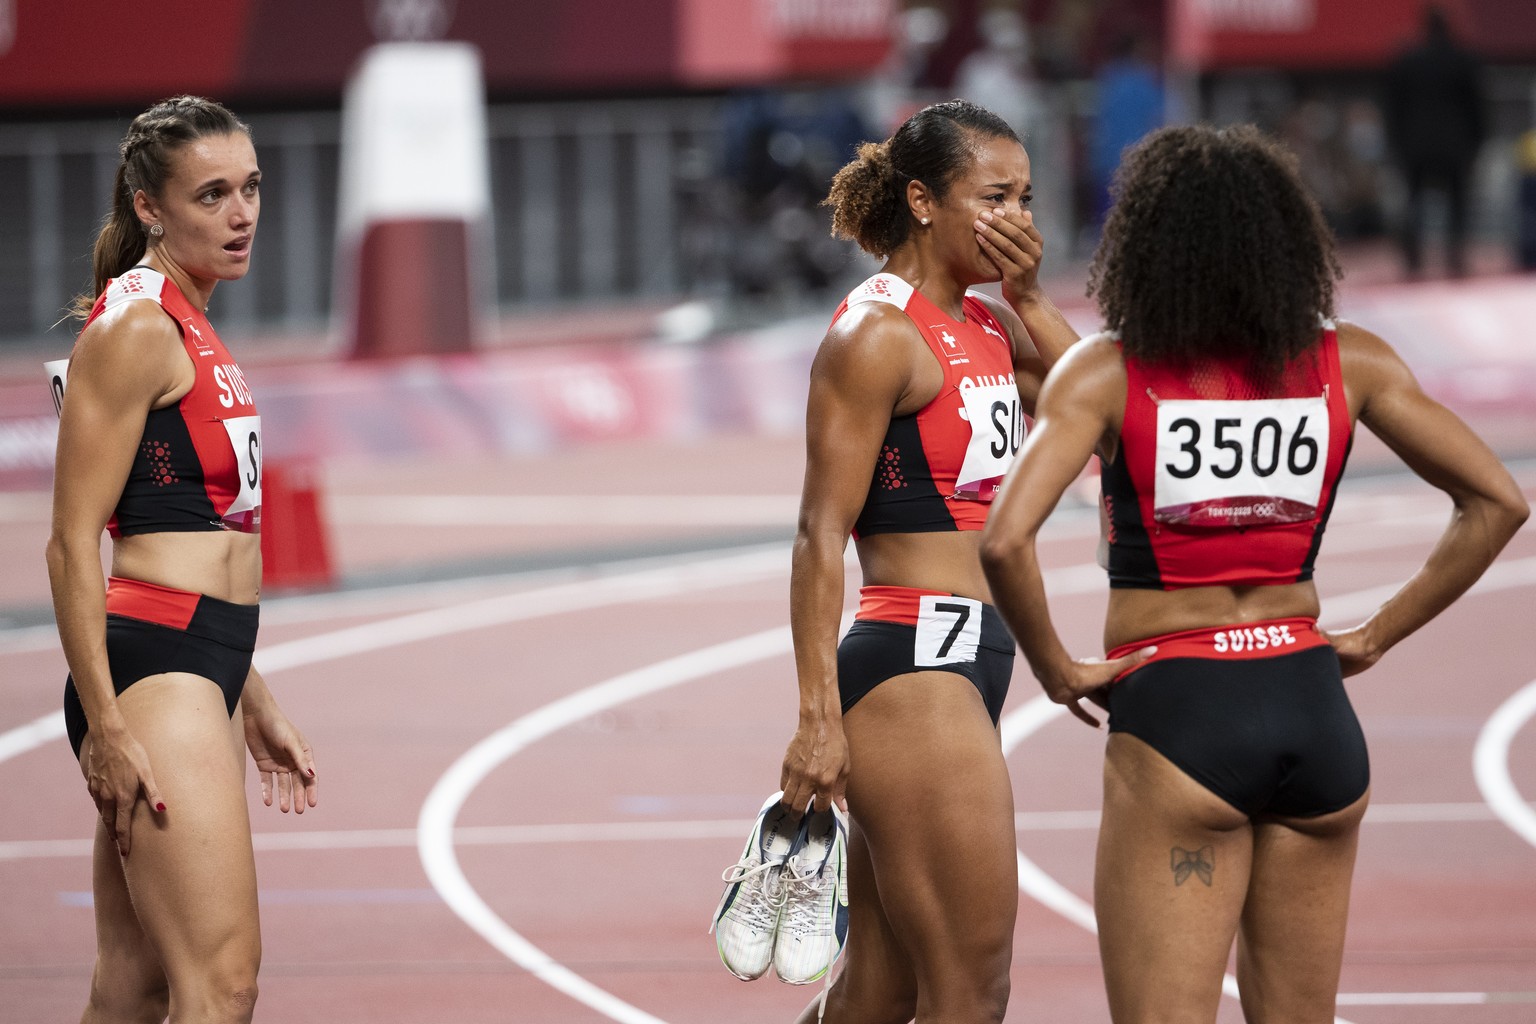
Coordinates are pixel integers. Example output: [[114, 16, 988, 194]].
[[4, 264, 1536, 1020], [3, 427, 1534, 1023]]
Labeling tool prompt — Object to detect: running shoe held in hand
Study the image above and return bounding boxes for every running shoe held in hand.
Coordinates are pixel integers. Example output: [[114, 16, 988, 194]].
[[773, 802, 850, 985], [710, 791, 798, 981]]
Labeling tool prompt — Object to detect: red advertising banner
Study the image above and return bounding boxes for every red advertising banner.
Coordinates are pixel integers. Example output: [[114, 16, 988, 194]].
[[0, 0, 892, 108], [1170, 0, 1536, 70]]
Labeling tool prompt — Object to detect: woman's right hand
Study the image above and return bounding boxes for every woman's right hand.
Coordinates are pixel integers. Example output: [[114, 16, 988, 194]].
[[83, 723, 165, 857], [780, 716, 849, 816]]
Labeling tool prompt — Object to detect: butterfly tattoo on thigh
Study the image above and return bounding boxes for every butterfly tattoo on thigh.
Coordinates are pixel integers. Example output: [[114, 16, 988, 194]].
[[1171, 845, 1215, 886]]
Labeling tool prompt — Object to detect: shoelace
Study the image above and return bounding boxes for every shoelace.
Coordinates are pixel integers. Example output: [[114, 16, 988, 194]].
[[775, 862, 827, 935], [710, 857, 787, 935], [778, 859, 837, 1022], [716, 855, 838, 1020]]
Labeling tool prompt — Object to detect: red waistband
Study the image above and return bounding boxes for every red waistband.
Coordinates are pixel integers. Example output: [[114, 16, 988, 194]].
[[1107, 617, 1327, 671], [105, 576, 201, 630], [855, 585, 958, 625]]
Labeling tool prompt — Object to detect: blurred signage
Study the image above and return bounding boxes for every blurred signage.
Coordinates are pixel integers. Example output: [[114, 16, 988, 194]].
[[1171, 0, 1536, 69], [1189, 0, 1315, 33], [0, 0, 891, 107], [679, 0, 891, 84]]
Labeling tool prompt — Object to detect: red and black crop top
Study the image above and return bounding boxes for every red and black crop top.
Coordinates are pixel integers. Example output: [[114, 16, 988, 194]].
[[833, 273, 1023, 538], [1100, 325, 1351, 589], [61, 267, 262, 537]]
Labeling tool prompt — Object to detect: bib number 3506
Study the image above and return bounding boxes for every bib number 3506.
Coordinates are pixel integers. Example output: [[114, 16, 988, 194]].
[[1153, 397, 1328, 528]]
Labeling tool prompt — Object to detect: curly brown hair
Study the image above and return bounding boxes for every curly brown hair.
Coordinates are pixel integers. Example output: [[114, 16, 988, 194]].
[[823, 100, 1019, 259], [1088, 124, 1341, 375]]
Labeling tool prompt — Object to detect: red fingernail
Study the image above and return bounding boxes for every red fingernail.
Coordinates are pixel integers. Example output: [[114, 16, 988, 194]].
[[155, 802, 166, 812], [307, 768, 315, 777]]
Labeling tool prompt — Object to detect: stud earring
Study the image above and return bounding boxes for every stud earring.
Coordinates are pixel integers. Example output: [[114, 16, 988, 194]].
[[148, 223, 164, 238], [920, 217, 930, 225]]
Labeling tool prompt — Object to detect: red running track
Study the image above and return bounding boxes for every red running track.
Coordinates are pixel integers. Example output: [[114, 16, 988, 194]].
[[2, 433, 1535, 1023]]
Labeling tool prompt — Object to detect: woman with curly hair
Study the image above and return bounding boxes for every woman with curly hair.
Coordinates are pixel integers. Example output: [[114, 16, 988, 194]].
[[980, 123, 1527, 1021], [765, 98, 1135, 1023]]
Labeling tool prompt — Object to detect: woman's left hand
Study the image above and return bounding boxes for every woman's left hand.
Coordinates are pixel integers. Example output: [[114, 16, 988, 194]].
[[975, 207, 1046, 305], [243, 706, 318, 813]]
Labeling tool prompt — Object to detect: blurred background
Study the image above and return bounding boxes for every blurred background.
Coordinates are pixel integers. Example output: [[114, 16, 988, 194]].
[[3, 4, 1536, 1022], [0, 0, 1534, 500], [0, 1, 1534, 473]]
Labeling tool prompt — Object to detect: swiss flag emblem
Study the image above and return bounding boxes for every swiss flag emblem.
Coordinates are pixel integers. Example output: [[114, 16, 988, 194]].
[[938, 329, 967, 358]]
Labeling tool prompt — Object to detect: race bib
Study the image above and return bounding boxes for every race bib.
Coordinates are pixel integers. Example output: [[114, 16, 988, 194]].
[[1153, 397, 1328, 527], [220, 415, 262, 515], [44, 358, 69, 416], [915, 595, 982, 666], [954, 381, 1023, 501]]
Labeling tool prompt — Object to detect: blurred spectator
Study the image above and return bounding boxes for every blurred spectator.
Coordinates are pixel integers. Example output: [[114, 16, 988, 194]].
[[953, 7, 1041, 141], [717, 87, 871, 297], [1383, 6, 1486, 277], [1519, 128, 1536, 270], [863, 5, 950, 135], [1088, 31, 1163, 231], [1281, 97, 1387, 241]]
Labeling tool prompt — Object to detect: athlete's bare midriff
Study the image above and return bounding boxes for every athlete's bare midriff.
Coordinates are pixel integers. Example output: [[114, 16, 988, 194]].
[[855, 529, 994, 603], [110, 531, 262, 605], [1104, 578, 1322, 652]]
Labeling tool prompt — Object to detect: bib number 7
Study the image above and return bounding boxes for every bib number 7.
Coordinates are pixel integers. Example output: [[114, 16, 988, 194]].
[[915, 595, 983, 666]]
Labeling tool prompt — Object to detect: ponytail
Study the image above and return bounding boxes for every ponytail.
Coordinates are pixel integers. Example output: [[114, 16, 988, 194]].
[[824, 140, 909, 259]]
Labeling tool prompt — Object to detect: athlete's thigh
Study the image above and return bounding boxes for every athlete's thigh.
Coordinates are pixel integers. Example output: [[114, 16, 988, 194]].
[[801, 817, 917, 1024], [1236, 794, 1369, 1024], [1096, 733, 1253, 1023], [113, 673, 261, 978], [842, 671, 1018, 973], [83, 804, 170, 1007]]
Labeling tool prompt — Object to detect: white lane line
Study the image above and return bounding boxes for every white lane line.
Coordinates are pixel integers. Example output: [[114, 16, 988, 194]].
[[329, 494, 803, 527], [4, 801, 1522, 862], [8, 525, 1531, 1017], [410, 548, 1536, 1024], [0, 488, 1498, 660], [0, 546, 791, 765], [418, 626, 792, 1024], [1335, 990, 1536, 1004], [1474, 678, 1536, 851]]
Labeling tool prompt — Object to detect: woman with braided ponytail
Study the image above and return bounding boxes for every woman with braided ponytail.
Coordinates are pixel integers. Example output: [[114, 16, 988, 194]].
[[47, 96, 315, 1023], [769, 99, 1132, 1022]]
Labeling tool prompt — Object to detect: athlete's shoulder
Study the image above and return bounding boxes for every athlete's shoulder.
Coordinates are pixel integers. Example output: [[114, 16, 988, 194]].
[[74, 286, 184, 381], [1333, 318, 1409, 378], [99, 266, 169, 312], [840, 272, 916, 313], [1332, 318, 1392, 355], [1052, 330, 1125, 378]]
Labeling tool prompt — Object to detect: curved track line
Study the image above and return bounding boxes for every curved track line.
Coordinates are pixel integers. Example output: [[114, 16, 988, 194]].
[[1474, 678, 1536, 850], [0, 546, 788, 767], [417, 627, 790, 1024]]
